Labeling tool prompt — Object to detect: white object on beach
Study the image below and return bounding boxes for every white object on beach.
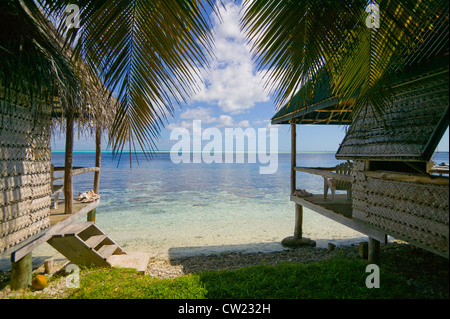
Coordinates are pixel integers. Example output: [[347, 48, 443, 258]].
[[75, 190, 100, 203], [293, 189, 313, 197]]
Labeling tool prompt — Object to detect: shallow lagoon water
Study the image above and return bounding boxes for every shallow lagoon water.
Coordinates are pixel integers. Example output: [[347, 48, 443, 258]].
[[2, 151, 448, 269]]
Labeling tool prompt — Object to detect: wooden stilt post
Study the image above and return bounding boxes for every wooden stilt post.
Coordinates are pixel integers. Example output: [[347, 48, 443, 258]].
[[10, 253, 32, 290], [93, 124, 101, 195], [88, 123, 101, 223], [368, 237, 380, 263], [64, 112, 74, 215], [291, 121, 303, 239], [294, 204, 303, 239], [290, 121, 296, 196], [281, 121, 315, 248]]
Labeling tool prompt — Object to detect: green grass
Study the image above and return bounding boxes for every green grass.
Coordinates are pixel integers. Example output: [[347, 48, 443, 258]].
[[69, 268, 207, 299], [67, 258, 424, 299]]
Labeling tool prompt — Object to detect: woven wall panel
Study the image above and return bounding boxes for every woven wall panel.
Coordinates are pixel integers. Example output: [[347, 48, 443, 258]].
[[0, 100, 51, 254], [0, 161, 50, 178], [337, 69, 449, 161], [1, 188, 51, 220], [0, 111, 50, 136], [353, 208, 448, 253], [352, 164, 449, 255], [0, 204, 50, 237], [0, 146, 51, 162], [0, 218, 49, 253]]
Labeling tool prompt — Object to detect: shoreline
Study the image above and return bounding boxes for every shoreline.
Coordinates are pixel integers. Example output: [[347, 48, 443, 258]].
[[0, 242, 366, 299], [1, 241, 448, 299], [146, 243, 362, 279], [0, 230, 369, 272]]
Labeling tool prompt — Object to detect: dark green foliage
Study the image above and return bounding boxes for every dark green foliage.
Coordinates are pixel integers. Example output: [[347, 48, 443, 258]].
[[67, 259, 429, 299]]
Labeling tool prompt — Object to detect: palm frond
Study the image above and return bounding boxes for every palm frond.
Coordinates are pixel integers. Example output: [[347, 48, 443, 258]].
[[332, 0, 449, 116], [241, 0, 449, 117], [0, 0, 79, 114], [242, 0, 367, 109], [38, 0, 217, 157]]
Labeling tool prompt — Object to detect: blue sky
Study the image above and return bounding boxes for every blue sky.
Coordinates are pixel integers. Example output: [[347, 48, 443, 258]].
[[51, 0, 449, 154]]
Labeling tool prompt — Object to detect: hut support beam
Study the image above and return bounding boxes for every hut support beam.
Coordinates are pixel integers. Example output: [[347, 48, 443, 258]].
[[368, 237, 380, 263], [291, 121, 296, 195], [93, 124, 101, 195], [294, 204, 303, 239], [10, 253, 32, 290], [64, 113, 74, 215], [282, 121, 315, 248], [88, 124, 102, 223]]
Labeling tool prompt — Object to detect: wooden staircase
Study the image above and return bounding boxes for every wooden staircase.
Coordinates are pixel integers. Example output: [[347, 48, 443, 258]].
[[47, 222, 126, 267]]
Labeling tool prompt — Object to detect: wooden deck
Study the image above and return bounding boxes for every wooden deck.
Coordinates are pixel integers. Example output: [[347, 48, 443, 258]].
[[10, 199, 100, 262], [298, 194, 353, 218], [50, 200, 99, 226], [291, 193, 387, 242]]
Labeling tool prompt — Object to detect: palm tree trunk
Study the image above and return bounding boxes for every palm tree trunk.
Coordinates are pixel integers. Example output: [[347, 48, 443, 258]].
[[88, 122, 101, 223], [64, 112, 74, 214], [93, 122, 101, 194]]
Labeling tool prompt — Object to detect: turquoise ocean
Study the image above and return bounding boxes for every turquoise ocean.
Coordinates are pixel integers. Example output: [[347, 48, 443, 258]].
[[1, 151, 448, 268]]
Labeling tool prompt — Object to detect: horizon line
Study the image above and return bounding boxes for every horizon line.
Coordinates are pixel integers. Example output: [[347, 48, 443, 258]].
[[51, 150, 450, 154], [51, 150, 340, 154]]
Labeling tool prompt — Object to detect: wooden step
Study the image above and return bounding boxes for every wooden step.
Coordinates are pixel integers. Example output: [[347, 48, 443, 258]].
[[48, 233, 110, 268], [47, 222, 126, 267], [52, 222, 94, 237], [84, 235, 107, 249], [97, 245, 119, 259], [52, 184, 64, 194]]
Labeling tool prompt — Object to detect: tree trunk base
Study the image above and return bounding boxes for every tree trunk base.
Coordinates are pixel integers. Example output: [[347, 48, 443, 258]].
[[10, 253, 32, 290], [281, 236, 316, 248]]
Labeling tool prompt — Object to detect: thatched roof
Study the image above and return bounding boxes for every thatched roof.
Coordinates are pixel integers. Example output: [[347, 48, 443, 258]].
[[47, 16, 119, 136], [271, 73, 354, 125], [271, 53, 448, 162], [50, 66, 119, 136], [336, 55, 449, 162], [271, 1, 449, 128], [0, 1, 118, 138]]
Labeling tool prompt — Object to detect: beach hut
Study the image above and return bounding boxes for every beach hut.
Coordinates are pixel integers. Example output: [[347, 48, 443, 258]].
[[0, 78, 110, 286], [1, 3, 107, 273], [0, 82, 150, 289], [0, 31, 152, 290], [0, 88, 54, 260], [272, 55, 449, 261]]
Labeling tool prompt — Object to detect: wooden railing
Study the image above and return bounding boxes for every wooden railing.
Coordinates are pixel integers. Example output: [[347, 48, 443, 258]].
[[295, 166, 353, 201], [296, 165, 449, 182], [51, 165, 100, 213], [429, 166, 449, 176], [294, 166, 353, 182], [52, 166, 100, 179], [365, 170, 449, 185]]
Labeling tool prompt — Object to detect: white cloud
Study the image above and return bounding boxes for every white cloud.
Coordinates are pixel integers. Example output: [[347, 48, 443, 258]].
[[253, 119, 270, 126], [166, 121, 194, 131], [216, 115, 251, 128], [166, 123, 178, 130], [179, 107, 217, 124], [191, 1, 269, 114], [168, 113, 251, 131], [216, 115, 235, 127], [238, 120, 250, 128]]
